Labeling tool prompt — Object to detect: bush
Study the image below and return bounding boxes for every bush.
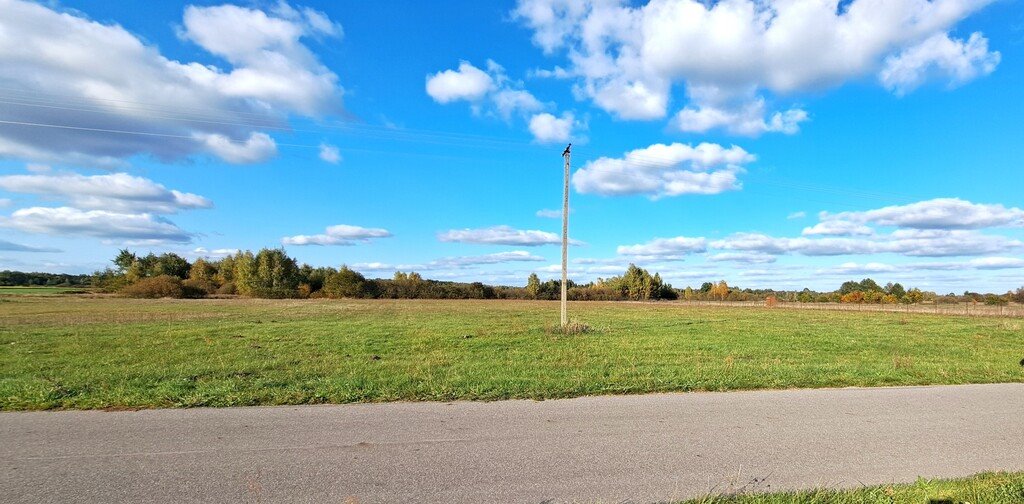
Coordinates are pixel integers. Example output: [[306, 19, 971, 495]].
[[216, 282, 237, 295], [182, 278, 216, 298], [121, 275, 185, 298]]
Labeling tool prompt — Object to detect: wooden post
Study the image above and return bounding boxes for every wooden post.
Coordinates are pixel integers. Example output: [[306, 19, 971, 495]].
[[561, 143, 571, 327]]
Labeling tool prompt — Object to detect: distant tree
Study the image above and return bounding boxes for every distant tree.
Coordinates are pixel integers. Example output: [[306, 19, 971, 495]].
[[526, 273, 541, 299], [233, 249, 299, 298], [700, 282, 714, 293], [858, 278, 882, 292], [838, 281, 861, 295], [113, 249, 137, 273], [1013, 287, 1024, 304], [323, 266, 374, 298], [189, 258, 217, 283], [710, 280, 729, 301], [885, 282, 906, 299]]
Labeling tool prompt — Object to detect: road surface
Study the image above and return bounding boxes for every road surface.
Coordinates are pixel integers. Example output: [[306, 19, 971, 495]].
[[2, 383, 1023, 503]]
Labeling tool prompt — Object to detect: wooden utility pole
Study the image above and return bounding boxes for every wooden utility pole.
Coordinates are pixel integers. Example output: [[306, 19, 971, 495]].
[[561, 143, 571, 327]]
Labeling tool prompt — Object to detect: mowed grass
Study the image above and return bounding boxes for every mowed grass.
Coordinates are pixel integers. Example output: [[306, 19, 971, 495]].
[[0, 297, 1022, 410], [685, 472, 1024, 503], [0, 286, 89, 296]]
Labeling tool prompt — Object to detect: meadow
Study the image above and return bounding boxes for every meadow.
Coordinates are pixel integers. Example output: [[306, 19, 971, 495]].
[[1, 296, 1022, 410]]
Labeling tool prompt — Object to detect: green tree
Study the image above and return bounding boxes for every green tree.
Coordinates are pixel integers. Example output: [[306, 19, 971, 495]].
[[113, 249, 137, 273], [526, 273, 541, 299], [323, 266, 373, 298]]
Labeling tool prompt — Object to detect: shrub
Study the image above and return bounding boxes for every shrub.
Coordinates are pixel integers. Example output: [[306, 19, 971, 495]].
[[216, 282, 237, 295], [121, 275, 185, 298], [182, 278, 216, 298]]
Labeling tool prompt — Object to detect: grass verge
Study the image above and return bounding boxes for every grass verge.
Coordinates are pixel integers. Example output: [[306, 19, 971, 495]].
[[684, 472, 1024, 503]]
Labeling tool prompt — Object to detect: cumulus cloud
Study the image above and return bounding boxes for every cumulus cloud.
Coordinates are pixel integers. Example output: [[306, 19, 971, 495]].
[[0, 207, 193, 243], [438, 225, 581, 246], [0, 0, 343, 165], [0, 172, 212, 214], [426, 61, 495, 103], [282, 224, 392, 246], [191, 247, 239, 258], [880, 32, 1000, 95], [572, 142, 754, 198], [711, 229, 1021, 258], [193, 132, 277, 164], [801, 220, 874, 237], [513, 0, 998, 132], [528, 112, 576, 143], [825, 198, 1024, 230], [427, 59, 574, 141], [617, 236, 707, 260], [318, 143, 341, 164], [674, 98, 809, 136]]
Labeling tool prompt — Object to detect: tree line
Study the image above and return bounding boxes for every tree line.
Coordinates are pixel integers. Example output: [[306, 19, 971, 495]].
[[3, 249, 1023, 304], [0, 271, 91, 287], [87, 249, 682, 300]]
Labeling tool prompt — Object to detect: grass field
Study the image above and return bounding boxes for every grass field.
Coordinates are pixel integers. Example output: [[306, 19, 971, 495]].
[[1, 297, 1022, 410], [686, 472, 1024, 503], [0, 286, 90, 296]]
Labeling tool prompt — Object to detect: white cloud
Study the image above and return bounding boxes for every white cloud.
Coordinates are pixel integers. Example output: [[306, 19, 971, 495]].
[[426, 61, 495, 104], [0, 198, 11, 208], [493, 89, 545, 120], [801, 220, 874, 237], [194, 132, 277, 164], [319, 143, 341, 164], [711, 229, 1021, 258], [0, 207, 193, 243], [536, 208, 564, 219], [282, 224, 392, 246], [787, 211, 806, 220], [438, 225, 579, 246], [427, 59, 571, 138], [513, 0, 997, 131], [880, 32, 1000, 95], [528, 112, 576, 143], [0, 172, 212, 214], [826, 198, 1024, 230], [0, 0, 343, 165], [572, 142, 754, 198], [191, 247, 239, 258], [617, 236, 707, 260], [968, 257, 1024, 270], [25, 164, 50, 173], [674, 99, 808, 136]]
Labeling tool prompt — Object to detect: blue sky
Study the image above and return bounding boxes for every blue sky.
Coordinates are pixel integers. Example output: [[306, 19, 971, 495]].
[[1, 0, 1023, 292]]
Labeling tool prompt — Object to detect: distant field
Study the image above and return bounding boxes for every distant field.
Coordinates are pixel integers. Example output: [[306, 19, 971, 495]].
[[0, 286, 90, 296], [685, 472, 1024, 503], [1, 297, 1022, 410]]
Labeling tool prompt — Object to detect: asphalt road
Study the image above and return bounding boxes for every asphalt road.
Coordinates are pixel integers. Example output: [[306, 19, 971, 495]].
[[2, 383, 1023, 503]]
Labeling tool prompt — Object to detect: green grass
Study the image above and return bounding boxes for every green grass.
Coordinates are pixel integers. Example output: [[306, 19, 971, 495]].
[[0, 286, 89, 296], [685, 472, 1024, 503], [0, 297, 1022, 410]]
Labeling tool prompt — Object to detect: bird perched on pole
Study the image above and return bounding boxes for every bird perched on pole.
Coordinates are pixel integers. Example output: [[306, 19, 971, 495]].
[[563, 143, 572, 157]]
